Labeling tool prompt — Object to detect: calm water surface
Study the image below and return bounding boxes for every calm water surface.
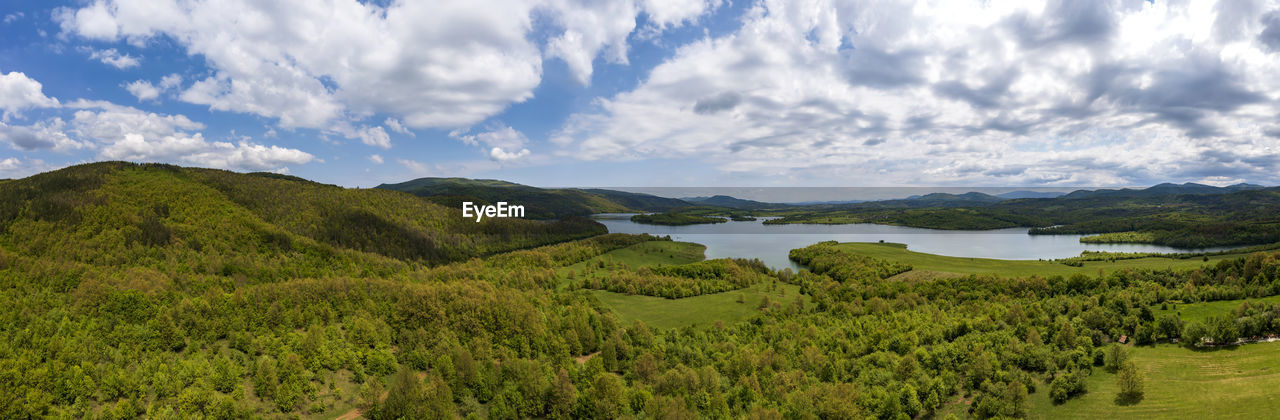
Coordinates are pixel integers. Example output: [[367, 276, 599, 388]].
[[593, 214, 1233, 269]]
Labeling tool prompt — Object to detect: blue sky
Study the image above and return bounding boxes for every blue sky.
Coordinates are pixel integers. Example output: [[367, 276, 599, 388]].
[[2, 0, 1280, 189]]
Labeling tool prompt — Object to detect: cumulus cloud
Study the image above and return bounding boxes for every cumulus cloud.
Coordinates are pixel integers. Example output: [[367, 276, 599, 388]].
[[451, 124, 532, 162], [0, 71, 60, 117], [384, 117, 412, 136], [54, 0, 718, 130], [124, 80, 160, 101], [54, 100, 314, 171], [368, 154, 383, 164], [354, 126, 391, 149], [84, 47, 140, 69], [0, 157, 55, 179], [551, 0, 1280, 186], [0, 118, 87, 151], [489, 147, 531, 162]]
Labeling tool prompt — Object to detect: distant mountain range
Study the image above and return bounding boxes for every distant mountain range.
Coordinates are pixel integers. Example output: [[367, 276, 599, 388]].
[[679, 195, 785, 209], [377, 177, 691, 219], [995, 190, 1067, 199], [1060, 182, 1265, 199], [377, 177, 1273, 216]]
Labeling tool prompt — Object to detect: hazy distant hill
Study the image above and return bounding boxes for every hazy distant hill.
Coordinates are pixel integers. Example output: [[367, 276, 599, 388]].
[[680, 195, 784, 209], [852, 192, 1006, 208], [1062, 182, 1265, 199], [996, 190, 1066, 199], [378, 177, 691, 219]]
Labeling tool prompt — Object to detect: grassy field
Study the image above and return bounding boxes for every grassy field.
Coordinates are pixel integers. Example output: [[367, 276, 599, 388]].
[[565, 240, 805, 330], [829, 242, 1239, 278], [1152, 295, 1280, 323], [1029, 342, 1280, 419], [556, 240, 706, 291], [560, 240, 705, 273], [592, 281, 804, 330]]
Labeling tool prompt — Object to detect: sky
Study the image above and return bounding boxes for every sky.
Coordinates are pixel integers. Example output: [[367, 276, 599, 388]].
[[1, 0, 1279, 189]]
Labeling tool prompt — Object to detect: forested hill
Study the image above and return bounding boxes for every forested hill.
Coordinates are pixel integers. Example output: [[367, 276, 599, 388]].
[[0, 162, 605, 269], [767, 184, 1280, 248], [377, 177, 691, 219]]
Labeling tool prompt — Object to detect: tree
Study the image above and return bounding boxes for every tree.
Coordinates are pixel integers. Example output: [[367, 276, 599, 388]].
[[1056, 321, 1077, 349], [1116, 361, 1144, 404], [1209, 316, 1240, 345], [1155, 314, 1183, 341], [1181, 322, 1207, 346], [1104, 344, 1127, 373], [548, 369, 576, 420], [589, 373, 624, 419], [253, 356, 277, 400], [370, 369, 453, 419]]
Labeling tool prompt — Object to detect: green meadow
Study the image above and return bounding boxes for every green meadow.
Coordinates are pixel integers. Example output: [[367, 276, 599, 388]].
[[1029, 342, 1280, 419], [1152, 295, 1280, 324], [592, 281, 804, 330]]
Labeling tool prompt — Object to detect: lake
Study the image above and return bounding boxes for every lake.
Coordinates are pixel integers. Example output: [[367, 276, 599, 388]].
[[593, 214, 1233, 269]]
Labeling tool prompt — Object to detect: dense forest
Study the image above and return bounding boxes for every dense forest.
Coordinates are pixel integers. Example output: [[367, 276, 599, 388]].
[[376, 177, 689, 220], [5, 163, 1280, 418], [572, 258, 772, 298], [765, 186, 1280, 248], [628, 212, 727, 226]]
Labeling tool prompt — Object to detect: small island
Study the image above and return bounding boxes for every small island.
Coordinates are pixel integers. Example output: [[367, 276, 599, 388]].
[[630, 212, 728, 225]]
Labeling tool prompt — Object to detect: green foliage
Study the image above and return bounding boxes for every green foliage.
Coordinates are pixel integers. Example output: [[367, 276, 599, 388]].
[[630, 212, 727, 226], [1116, 361, 1144, 404], [7, 162, 1280, 419], [788, 241, 912, 281], [767, 187, 1280, 248], [377, 177, 689, 219]]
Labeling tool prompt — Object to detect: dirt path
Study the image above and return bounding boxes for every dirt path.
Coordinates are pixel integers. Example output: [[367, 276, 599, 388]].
[[575, 351, 600, 364]]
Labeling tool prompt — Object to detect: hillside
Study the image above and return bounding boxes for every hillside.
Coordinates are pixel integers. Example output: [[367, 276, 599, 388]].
[[1061, 182, 1265, 199], [0, 162, 605, 270], [680, 194, 783, 209], [764, 184, 1280, 247], [378, 178, 690, 219]]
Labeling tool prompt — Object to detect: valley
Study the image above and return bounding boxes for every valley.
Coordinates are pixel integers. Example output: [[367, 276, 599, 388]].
[[3, 164, 1280, 419]]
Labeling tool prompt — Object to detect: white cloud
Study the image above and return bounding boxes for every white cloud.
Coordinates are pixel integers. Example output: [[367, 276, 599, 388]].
[[54, 0, 718, 130], [384, 117, 412, 136], [489, 146, 531, 162], [124, 80, 160, 101], [551, 0, 1280, 186], [450, 124, 533, 161], [159, 73, 182, 90], [0, 71, 60, 117], [0, 118, 88, 152], [368, 154, 383, 164], [84, 48, 140, 69], [180, 141, 314, 171], [354, 125, 391, 149], [57, 100, 314, 171], [0, 157, 55, 179], [3, 12, 24, 24], [125, 74, 182, 102], [641, 0, 721, 28]]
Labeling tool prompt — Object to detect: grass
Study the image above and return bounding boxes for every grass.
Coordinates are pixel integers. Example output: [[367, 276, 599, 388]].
[[564, 240, 804, 330], [1152, 295, 1280, 323], [592, 281, 804, 330], [556, 240, 706, 290], [1028, 342, 1280, 419], [827, 242, 1241, 278]]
